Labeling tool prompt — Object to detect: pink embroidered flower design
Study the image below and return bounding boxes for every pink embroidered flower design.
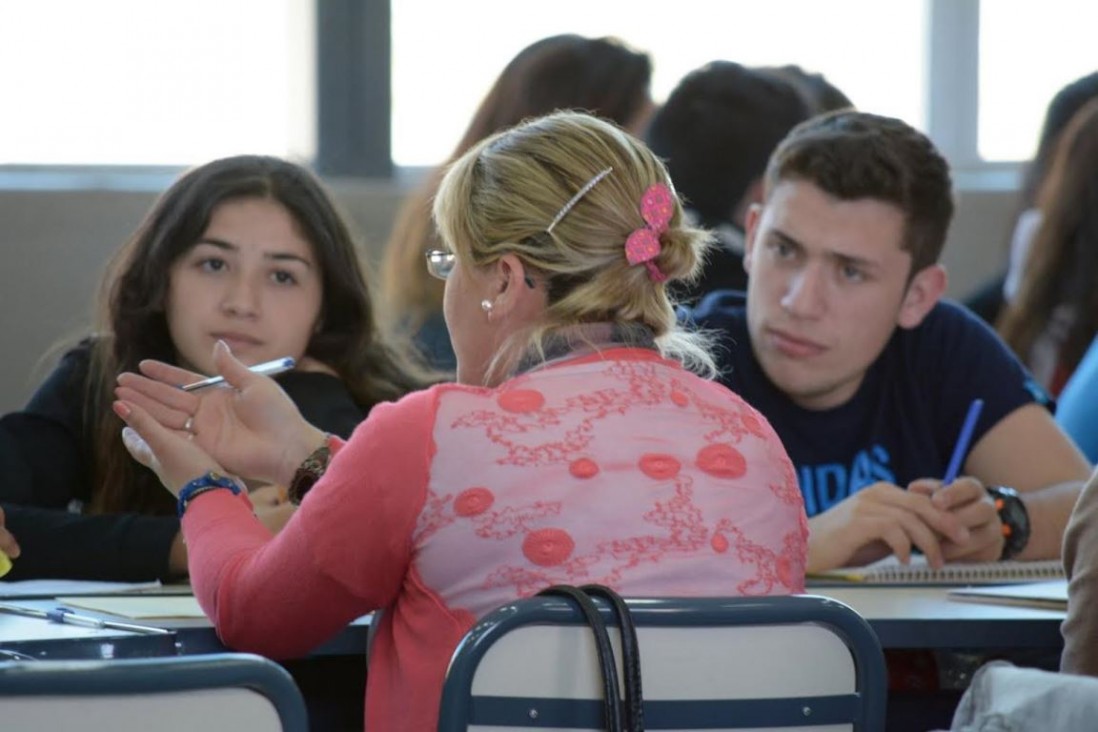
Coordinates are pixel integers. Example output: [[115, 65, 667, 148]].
[[639, 453, 682, 480], [523, 528, 575, 567], [454, 487, 494, 517], [569, 458, 600, 479], [696, 443, 747, 479], [498, 389, 545, 414], [711, 531, 730, 554]]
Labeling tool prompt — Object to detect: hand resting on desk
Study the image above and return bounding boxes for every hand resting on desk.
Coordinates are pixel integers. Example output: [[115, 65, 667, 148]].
[[909, 477, 1004, 563], [807, 480, 971, 574]]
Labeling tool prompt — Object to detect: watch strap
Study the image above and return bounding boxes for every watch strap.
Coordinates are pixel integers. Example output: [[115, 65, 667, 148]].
[[177, 471, 243, 518], [287, 438, 332, 505], [987, 485, 1030, 561]]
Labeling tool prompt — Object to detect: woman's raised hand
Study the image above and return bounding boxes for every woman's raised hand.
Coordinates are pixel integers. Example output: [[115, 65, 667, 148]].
[[115, 341, 327, 486]]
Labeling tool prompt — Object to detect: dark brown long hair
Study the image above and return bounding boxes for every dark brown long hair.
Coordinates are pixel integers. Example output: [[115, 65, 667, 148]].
[[89, 155, 425, 514], [998, 99, 1098, 379], [379, 34, 652, 334]]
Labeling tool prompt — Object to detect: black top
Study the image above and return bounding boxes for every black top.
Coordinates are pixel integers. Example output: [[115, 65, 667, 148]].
[[671, 216, 748, 306], [0, 342, 370, 581]]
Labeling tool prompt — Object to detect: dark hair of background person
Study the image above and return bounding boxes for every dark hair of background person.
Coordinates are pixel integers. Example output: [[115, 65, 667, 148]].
[[765, 110, 955, 276], [379, 34, 653, 342], [757, 64, 854, 115], [646, 60, 811, 230], [965, 70, 1098, 324], [90, 155, 426, 515], [1020, 71, 1098, 210], [997, 98, 1098, 382]]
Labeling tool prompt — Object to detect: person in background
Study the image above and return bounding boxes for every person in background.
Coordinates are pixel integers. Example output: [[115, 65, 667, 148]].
[[0, 155, 425, 581], [114, 111, 808, 731], [965, 70, 1098, 324], [996, 99, 1098, 395], [1055, 335, 1098, 463], [379, 34, 654, 371], [689, 110, 1091, 574], [758, 64, 854, 115], [646, 60, 810, 302]]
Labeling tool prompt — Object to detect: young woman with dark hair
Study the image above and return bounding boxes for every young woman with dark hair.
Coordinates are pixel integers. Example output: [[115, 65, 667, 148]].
[[0, 154, 425, 581]]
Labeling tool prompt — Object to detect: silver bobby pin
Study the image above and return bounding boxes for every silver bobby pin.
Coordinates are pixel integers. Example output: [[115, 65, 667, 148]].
[[545, 167, 614, 234]]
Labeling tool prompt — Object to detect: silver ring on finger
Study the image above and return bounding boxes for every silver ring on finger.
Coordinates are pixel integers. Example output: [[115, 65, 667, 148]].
[[183, 416, 195, 434]]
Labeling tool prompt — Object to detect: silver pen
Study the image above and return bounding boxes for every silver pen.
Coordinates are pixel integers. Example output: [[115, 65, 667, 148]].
[[180, 357, 296, 392], [0, 602, 172, 636]]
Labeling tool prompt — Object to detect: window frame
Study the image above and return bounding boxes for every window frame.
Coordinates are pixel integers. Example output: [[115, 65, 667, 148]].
[[0, 0, 1023, 192]]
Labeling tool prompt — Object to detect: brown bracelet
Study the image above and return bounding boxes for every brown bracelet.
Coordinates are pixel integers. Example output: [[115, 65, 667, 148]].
[[287, 438, 332, 505]]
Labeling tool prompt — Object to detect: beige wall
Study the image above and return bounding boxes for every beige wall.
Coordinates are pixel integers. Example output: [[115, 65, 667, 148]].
[[0, 182, 1018, 413]]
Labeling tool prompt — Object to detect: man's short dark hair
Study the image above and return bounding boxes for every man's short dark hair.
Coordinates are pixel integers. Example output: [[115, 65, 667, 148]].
[[646, 61, 810, 227], [765, 111, 954, 274]]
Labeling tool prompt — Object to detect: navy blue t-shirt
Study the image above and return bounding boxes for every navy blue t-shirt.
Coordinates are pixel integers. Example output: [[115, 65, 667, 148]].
[[689, 291, 1051, 517]]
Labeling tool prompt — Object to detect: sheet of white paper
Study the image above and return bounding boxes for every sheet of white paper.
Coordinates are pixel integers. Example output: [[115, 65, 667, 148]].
[[55, 595, 207, 619], [0, 579, 162, 599]]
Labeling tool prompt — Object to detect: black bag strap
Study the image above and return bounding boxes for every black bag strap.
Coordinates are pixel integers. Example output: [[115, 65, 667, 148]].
[[581, 584, 645, 731], [538, 585, 624, 731]]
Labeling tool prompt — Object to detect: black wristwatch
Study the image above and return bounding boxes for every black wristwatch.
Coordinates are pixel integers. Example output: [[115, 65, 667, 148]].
[[987, 486, 1030, 561]]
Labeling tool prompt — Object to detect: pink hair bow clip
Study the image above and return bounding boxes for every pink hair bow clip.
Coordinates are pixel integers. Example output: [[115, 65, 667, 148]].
[[624, 183, 673, 282]]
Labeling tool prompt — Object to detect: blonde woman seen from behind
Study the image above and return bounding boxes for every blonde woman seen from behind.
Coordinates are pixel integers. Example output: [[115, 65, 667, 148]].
[[113, 112, 807, 732], [380, 34, 654, 371]]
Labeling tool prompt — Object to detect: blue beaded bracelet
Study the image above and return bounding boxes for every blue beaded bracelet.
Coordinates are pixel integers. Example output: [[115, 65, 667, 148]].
[[177, 471, 242, 517]]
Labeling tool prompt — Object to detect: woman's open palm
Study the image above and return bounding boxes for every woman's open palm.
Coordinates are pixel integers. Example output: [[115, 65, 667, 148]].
[[115, 341, 326, 486]]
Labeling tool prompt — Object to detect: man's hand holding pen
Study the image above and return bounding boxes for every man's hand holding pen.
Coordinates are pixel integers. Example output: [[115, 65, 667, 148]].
[[908, 477, 1004, 563]]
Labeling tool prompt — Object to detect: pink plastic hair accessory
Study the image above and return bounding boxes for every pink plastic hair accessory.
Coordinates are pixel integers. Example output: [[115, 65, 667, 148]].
[[624, 183, 673, 282]]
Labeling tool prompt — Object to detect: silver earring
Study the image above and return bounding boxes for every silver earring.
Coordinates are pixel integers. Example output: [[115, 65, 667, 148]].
[[480, 299, 493, 313]]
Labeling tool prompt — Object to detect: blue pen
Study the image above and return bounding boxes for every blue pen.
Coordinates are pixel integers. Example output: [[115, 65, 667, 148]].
[[942, 398, 984, 485]]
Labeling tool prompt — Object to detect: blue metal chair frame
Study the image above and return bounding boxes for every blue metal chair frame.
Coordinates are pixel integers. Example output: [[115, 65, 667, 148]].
[[439, 594, 886, 730], [0, 652, 308, 732]]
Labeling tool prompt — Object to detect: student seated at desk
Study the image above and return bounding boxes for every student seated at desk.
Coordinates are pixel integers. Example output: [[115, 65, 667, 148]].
[[688, 110, 1092, 575], [114, 111, 809, 732], [0, 155, 424, 583]]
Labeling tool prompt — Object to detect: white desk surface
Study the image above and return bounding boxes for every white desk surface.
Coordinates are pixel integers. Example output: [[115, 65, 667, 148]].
[[0, 586, 1065, 655], [805, 584, 1065, 650], [811, 586, 1065, 621]]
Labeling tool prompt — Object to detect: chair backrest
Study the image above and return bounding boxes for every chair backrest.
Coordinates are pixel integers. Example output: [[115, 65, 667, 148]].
[[0, 652, 308, 732], [439, 594, 886, 731]]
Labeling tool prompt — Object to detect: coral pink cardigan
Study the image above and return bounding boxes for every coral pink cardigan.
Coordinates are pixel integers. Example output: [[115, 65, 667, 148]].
[[183, 348, 807, 731]]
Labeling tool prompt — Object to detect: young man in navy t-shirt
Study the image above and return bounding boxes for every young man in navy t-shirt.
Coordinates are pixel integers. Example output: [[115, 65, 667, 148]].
[[691, 111, 1091, 573]]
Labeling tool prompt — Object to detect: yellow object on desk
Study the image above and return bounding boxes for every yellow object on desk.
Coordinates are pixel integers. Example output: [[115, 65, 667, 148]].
[[0, 551, 12, 579]]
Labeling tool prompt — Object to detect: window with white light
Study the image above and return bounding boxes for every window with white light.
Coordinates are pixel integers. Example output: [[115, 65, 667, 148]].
[[0, 1, 315, 166], [391, 0, 927, 166], [978, 0, 1098, 161]]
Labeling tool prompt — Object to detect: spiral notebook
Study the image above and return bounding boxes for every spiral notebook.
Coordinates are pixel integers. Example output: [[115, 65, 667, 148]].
[[810, 555, 1065, 585]]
